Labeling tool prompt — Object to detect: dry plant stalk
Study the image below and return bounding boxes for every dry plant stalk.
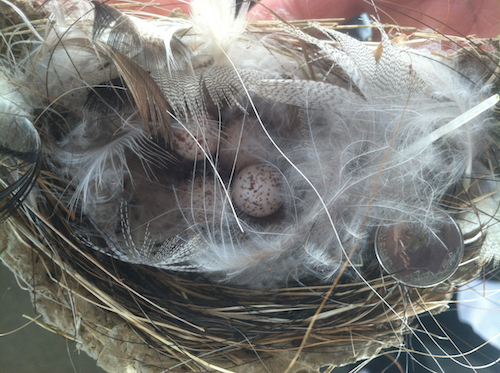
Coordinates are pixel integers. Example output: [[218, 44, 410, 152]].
[[0, 0, 499, 372]]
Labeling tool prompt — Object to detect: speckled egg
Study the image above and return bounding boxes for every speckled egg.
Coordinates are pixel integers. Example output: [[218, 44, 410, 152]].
[[172, 119, 219, 161], [219, 117, 259, 171], [231, 164, 283, 217], [177, 176, 226, 224]]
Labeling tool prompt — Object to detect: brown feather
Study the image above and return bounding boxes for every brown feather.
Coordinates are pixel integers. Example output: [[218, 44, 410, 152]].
[[106, 47, 172, 142]]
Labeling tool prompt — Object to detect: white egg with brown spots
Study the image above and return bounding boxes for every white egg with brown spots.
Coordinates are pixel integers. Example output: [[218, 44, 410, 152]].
[[231, 164, 283, 217], [172, 119, 219, 161], [219, 117, 259, 171], [177, 176, 225, 224]]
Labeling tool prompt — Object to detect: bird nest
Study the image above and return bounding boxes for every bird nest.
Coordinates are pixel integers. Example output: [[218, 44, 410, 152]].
[[1, 1, 499, 372]]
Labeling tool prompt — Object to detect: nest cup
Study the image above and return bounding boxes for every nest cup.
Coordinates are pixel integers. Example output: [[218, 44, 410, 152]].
[[1, 1, 500, 372]]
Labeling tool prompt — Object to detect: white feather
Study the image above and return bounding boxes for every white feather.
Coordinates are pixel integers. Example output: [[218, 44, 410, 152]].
[[189, 0, 249, 59]]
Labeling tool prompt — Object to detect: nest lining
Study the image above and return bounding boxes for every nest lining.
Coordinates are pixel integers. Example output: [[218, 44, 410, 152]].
[[0, 1, 499, 372]]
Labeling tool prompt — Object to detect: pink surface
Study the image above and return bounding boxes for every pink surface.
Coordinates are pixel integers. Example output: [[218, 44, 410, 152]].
[[99, 0, 500, 38]]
